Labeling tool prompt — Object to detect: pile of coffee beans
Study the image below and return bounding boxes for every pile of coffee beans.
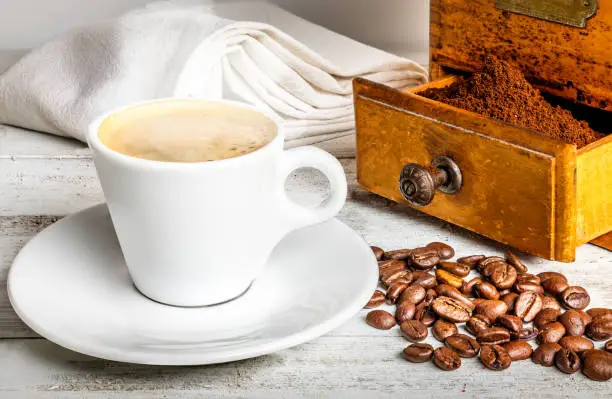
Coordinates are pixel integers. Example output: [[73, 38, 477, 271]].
[[365, 242, 612, 381]]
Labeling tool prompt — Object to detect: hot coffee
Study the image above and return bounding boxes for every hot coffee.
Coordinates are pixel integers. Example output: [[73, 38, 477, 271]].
[[98, 100, 277, 162]]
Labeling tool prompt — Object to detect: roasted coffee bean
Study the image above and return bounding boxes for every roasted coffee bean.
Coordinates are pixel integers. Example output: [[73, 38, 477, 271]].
[[364, 290, 386, 309], [445, 333, 480, 358], [433, 347, 462, 371], [514, 282, 544, 295], [559, 310, 587, 336], [379, 264, 406, 282], [489, 262, 517, 289], [398, 285, 426, 305], [378, 259, 407, 277], [384, 248, 413, 260], [605, 340, 612, 353], [496, 315, 523, 334], [476, 256, 506, 273], [402, 343, 434, 363], [534, 308, 561, 330], [536, 322, 566, 344], [426, 242, 455, 260], [498, 289, 511, 296], [435, 285, 474, 311], [435, 269, 464, 289], [378, 259, 407, 275], [411, 270, 432, 279], [514, 326, 539, 341], [481, 261, 506, 278], [386, 280, 410, 304], [395, 277, 413, 286], [472, 298, 486, 307], [477, 327, 511, 345], [541, 276, 569, 296], [412, 273, 438, 289], [537, 272, 567, 284], [378, 259, 408, 273], [582, 349, 612, 381], [371, 246, 384, 261], [438, 261, 471, 277], [514, 291, 542, 322], [505, 251, 528, 273], [395, 276, 416, 287], [559, 286, 590, 310], [395, 300, 416, 323], [517, 273, 541, 286], [577, 309, 593, 325], [474, 300, 508, 322], [474, 281, 500, 300], [381, 270, 412, 287], [466, 314, 492, 336], [457, 254, 485, 268], [480, 344, 512, 371], [501, 292, 519, 313], [366, 310, 396, 330], [410, 247, 440, 270], [558, 336, 594, 353], [414, 303, 437, 327], [461, 277, 482, 296], [586, 315, 612, 341], [432, 320, 459, 342], [422, 288, 438, 307], [400, 320, 429, 342], [586, 308, 612, 319], [555, 349, 581, 374], [541, 296, 562, 312], [502, 340, 533, 361], [532, 343, 562, 366], [432, 296, 473, 323]]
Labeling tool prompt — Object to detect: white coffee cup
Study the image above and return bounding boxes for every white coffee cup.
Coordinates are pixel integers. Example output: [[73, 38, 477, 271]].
[[87, 99, 347, 307]]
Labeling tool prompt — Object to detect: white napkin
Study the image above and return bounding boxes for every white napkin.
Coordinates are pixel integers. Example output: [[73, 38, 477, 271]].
[[0, 1, 427, 156]]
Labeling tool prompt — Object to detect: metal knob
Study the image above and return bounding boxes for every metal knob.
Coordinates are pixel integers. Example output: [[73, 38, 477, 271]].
[[399, 156, 463, 207]]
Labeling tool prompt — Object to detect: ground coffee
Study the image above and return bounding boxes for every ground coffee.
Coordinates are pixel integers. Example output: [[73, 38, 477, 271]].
[[420, 57, 604, 148]]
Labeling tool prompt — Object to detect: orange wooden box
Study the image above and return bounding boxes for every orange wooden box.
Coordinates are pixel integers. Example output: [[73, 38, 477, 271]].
[[353, 0, 612, 262]]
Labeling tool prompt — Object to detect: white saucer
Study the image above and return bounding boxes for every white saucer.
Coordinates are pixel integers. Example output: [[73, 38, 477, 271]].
[[8, 204, 378, 365]]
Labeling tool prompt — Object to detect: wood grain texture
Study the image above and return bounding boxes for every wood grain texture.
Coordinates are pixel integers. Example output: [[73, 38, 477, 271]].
[[0, 124, 611, 396], [354, 78, 578, 261], [430, 0, 612, 111], [0, 337, 611, 398], [576, 134, 612, 245]]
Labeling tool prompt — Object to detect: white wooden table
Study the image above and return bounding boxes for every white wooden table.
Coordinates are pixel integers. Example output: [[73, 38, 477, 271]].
[[0, 124, 610, 398]]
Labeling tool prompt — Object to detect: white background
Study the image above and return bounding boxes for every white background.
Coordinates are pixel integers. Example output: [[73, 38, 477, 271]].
[[0, 0, 429, 72]]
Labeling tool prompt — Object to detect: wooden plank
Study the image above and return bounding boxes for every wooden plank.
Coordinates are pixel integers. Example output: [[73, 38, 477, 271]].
[[0, 158, 102, 216], [353, 78, 577, 261], [0, 337, 610, 397], [0, 125, 89, 157], [429, 0, 612, 111], [576, 134, 612, 245]]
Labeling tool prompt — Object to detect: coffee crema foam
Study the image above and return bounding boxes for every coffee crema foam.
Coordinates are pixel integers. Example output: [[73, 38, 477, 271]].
[[98, 100, 277, 162]]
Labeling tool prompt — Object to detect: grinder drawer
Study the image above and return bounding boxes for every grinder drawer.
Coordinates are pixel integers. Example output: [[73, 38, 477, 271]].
[[353, 77, 578, 261]]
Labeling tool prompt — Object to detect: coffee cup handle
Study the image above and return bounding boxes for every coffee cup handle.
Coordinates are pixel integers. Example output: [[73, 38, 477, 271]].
[[276, 146, 347, 230]]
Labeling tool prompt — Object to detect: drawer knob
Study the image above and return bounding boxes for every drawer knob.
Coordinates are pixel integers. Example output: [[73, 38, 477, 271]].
[[399, 156, 462, 206]]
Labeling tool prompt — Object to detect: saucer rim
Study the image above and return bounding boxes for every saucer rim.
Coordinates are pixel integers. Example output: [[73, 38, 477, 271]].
[[8, 203, 378, 365]]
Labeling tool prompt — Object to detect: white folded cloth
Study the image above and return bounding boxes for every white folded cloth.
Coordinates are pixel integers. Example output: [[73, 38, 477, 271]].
[[0, 1, 427, 156]]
